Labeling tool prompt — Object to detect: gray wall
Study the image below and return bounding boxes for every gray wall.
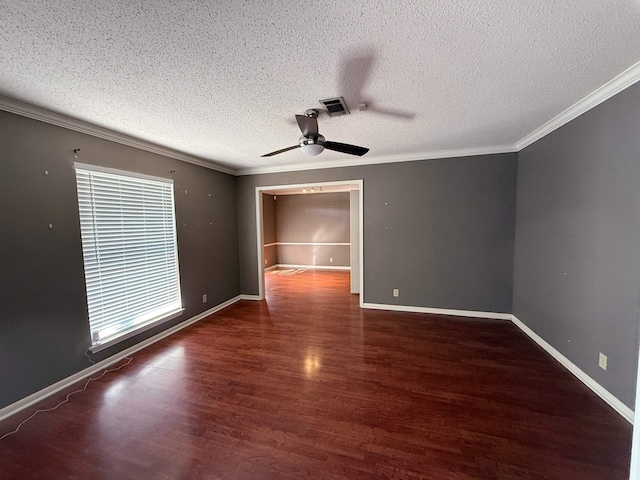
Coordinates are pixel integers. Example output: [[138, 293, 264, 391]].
[[6, 75, 639, 415], [513, 81, 640, 409], [0, 111, 240, 410], [236, 153, 517, 312], [276, 192, 350, 267]]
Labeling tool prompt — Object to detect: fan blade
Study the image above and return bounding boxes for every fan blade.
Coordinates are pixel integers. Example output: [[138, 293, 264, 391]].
[[261, 145, 300, 157], [324, 141, 369, 156], [295, 115, 318, 137]]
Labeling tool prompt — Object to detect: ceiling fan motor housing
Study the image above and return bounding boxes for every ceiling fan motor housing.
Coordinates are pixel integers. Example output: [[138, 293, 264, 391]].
[[299, 134, 325, 146], [299, 134, 325, 156]]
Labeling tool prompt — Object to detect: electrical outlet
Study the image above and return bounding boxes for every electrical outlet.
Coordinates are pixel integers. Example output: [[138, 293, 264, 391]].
[[265, 259, 268, 265], [202, 294, 207, 303], [330, 257, 333, 263], [598, 352, 607, 370], [393, 288, 399, 297]]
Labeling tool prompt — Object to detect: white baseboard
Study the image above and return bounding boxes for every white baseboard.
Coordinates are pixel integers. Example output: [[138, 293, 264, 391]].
[[510, 315, 634, 424], [266, 242, 351, 246], [0, 295, 243, 422], [362, 302, 512, 320], [240, 294, 262, 301], [273, 264, 351, 271], [4, 294, 631, 427], [361, 304, 633, 423]]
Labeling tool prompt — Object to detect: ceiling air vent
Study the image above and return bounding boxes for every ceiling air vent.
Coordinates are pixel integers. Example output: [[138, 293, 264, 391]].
[[319, 97, 350, 117]]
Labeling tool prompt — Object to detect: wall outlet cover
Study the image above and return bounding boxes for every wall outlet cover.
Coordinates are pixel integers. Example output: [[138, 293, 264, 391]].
[[598, 352, 607, 370]]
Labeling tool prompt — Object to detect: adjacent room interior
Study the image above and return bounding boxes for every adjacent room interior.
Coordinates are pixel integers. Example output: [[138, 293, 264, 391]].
[[257, 181, 362, 299], [1, 2, 640, 479]]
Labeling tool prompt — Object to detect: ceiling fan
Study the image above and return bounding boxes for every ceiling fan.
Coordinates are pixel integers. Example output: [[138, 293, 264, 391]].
[[261, 109, 369, 157]]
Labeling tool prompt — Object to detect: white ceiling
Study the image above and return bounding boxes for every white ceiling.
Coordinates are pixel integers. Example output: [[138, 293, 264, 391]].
[[1, 1, 640, 175]]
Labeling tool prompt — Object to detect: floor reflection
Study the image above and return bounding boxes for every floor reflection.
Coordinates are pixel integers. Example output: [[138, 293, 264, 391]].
[[304, 348, 322, 378], [96, 345, 195, 477]]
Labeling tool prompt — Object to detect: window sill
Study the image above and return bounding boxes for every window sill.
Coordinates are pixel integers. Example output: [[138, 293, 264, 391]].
[[89, 308, 185, 353]]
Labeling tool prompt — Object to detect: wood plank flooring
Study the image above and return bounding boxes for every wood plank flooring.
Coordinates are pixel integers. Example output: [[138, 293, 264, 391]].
[[0, 269, 632, 479]]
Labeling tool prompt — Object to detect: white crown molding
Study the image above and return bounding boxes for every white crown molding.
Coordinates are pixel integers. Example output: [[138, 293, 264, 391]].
[[362, 302, 512, 321], [511, 315, 633, 423], [516, 60, 640, 150], [0, 96, 516, 176], [5, 60, 640, 177], [237, 145, 518, 176], [0, 95, 235, 175]]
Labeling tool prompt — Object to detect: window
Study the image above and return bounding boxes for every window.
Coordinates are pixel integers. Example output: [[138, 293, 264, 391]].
[[75, 163, 183, 351]]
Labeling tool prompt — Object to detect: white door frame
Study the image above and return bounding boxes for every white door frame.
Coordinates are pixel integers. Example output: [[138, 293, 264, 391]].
[[254, 179, 364, 307]]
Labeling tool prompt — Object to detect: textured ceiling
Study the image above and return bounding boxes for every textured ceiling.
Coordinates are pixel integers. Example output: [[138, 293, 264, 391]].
[[1, 1, 640, 174]]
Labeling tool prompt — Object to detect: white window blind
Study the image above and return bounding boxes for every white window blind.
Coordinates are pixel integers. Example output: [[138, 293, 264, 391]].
[[75, 164, 182, 350]]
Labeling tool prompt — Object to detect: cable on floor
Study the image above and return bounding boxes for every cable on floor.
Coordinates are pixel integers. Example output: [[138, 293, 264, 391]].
[[0, 351, 133, 441]]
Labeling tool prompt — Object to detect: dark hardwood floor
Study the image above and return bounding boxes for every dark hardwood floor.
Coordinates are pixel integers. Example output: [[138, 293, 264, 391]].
[[0, 269, 632, 479]]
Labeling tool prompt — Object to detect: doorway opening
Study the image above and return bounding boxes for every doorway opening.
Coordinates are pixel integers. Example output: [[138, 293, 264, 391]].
[[255, 180, 363, 306]]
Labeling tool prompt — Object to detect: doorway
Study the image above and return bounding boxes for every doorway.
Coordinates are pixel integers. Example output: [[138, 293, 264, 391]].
[[255, 180, 363, 306]]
